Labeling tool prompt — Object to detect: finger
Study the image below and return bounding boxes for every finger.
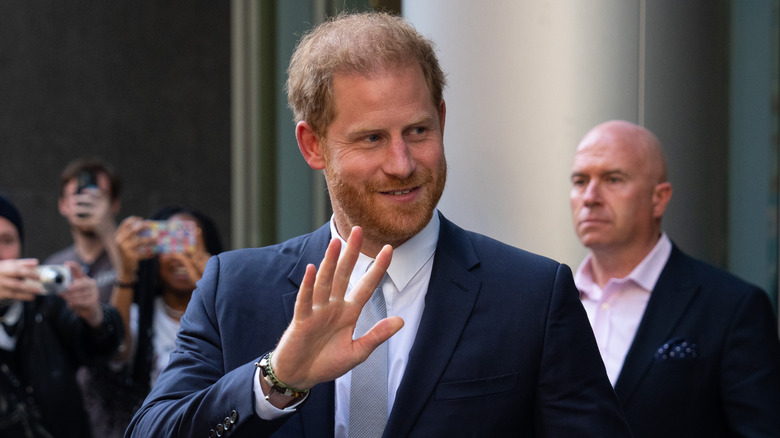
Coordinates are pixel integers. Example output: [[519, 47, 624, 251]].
[[294, 263, 318, 318], [351, 244, 393, 307], [353, 315, 405, 361], [0, 276, 41, 300], [311, 237, 342, 306], [195, 227, 206, 254], [65, 260, 85, 279], [11, 259, 41, 281], [330, 227, 363, 302]]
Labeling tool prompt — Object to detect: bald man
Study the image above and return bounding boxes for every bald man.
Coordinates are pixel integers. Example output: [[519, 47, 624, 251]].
[[569, 120, 780, 438]]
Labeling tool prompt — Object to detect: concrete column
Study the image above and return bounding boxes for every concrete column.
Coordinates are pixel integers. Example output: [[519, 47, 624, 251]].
[[404, 1, 642, 268]]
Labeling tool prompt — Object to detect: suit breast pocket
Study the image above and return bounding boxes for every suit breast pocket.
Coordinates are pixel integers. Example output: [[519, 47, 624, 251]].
[[434, 372, 520, 400]]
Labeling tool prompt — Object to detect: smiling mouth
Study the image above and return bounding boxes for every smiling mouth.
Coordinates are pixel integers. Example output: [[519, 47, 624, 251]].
[[387, 189, 413, 195], [379, 186, 417, 195]]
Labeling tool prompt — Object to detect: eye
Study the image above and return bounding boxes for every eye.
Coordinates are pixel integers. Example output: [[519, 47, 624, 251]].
[[366, 134, 381, 143], [571, 177, 587, 186], [410, 126, 426, 135]]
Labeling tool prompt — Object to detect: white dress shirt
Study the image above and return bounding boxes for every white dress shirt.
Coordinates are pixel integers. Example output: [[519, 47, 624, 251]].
[[575, 233, 672, 385], [253, 213, 440, 437]]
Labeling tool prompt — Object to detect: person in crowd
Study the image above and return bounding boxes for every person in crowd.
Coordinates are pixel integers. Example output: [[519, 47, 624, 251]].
[[81, 206, 222, 438], [44, 157, 124, 436], [569, 119, 780, 437], [0, 193, 123, 438], [46, 157, 122, 302], [126, 12, 631, 437]]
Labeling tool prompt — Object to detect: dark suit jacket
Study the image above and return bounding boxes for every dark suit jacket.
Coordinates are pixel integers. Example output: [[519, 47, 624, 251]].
[[614, 245, 780, 438], [126, 215, 630, 437]]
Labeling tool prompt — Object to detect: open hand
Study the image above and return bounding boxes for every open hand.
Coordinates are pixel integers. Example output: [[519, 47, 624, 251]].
[[270, 226, 404, 390]]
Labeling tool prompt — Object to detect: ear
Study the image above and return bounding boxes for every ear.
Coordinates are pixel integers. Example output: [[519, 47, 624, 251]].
[[438, 99, 446, 135], [296, 121, 326, 170], [652, 181, 673, 219]]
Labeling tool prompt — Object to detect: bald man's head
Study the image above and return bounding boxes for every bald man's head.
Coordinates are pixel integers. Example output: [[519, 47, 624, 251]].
[[569, 120, 673, 256]]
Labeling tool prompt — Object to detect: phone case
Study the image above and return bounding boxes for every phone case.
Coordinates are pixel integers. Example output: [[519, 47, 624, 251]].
[[139, 220, 197, 254]]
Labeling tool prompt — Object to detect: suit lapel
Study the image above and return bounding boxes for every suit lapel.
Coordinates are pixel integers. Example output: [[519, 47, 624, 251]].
[[614, 245, 700, 404], [384, 216, 482, 437]]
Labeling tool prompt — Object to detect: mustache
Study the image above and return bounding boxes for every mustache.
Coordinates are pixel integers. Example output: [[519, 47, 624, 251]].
[[369, 172, 431, 192]]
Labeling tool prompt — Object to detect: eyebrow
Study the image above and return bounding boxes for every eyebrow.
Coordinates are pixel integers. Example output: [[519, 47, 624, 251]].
[[570, 169, 628, 179]]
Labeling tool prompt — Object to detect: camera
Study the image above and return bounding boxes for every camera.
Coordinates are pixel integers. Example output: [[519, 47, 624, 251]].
[[35, 265, 72, 295]]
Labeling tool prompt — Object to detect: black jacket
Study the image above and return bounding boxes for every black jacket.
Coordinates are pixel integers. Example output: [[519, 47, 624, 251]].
[[0, 295, 123, 438]]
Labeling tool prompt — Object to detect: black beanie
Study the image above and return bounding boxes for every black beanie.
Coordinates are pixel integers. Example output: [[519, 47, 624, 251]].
[[0, 194, 24, 245]]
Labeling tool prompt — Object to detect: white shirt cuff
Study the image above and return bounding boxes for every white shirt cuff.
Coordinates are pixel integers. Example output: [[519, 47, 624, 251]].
[[253, 366, 307, 419]]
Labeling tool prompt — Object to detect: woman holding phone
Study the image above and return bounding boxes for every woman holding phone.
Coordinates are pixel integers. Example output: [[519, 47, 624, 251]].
[[82, 205, 223, 438]]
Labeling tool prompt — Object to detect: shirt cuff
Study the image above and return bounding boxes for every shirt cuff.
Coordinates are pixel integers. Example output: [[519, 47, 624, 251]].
[[253, 365, 307, 419]]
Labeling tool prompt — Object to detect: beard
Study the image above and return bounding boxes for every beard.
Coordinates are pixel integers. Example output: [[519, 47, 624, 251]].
[[324, 156, 447, 247]]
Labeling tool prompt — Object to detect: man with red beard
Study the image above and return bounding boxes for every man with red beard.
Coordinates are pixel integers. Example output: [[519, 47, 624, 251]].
[[570, 120, 780, 437], [127, 13, 630, 438]]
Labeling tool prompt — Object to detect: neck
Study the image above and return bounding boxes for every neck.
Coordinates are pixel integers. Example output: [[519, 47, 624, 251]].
[[162, 291, 189, 320], [71, 231, 105, 264], [589, 235, 661, 288]]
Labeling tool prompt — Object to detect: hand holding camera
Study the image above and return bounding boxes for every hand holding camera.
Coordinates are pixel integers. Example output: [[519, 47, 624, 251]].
[[68, 171, 114, 237], [59, 262, 103, 327], [0, 259, 43, 302]]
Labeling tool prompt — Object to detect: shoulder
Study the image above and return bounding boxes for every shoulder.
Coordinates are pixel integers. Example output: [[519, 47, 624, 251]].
[[670, 246, 762, 292], [664, 245, 769, 308], [215, 230, 317, 272], [437, 216, 569, 298], [197, 228, 326, 302], [440, 216, 563, 271]]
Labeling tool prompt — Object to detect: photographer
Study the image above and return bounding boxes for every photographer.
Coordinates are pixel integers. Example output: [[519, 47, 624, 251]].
[[0, 193, 124, 438], [46, 157, 122, 303]]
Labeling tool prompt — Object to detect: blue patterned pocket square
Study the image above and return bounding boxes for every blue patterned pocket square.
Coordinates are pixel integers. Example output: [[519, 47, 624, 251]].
[[655, 337, 697, 360]]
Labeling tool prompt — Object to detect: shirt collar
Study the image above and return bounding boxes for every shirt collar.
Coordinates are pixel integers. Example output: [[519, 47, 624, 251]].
[[575, 232, 672, 298], [330, 211, 440, 292]]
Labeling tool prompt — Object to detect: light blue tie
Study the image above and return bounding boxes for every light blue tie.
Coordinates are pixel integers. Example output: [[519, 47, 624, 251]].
[[349, 277, 388, 437]]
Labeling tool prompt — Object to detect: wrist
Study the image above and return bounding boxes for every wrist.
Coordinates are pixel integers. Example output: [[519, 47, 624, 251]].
[[255, 351, 310, 400], [114, 276, 138, 289], [86, 305, 104, 328]]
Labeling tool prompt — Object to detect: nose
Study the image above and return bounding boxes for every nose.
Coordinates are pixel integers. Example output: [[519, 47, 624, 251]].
[[384, 136, 415, 179], [582, 180, 600, 206]]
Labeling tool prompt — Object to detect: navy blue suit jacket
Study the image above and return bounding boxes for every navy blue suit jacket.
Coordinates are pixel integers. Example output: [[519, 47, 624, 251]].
[[126, 215, 630, 437], [614, 245, 780, 437]]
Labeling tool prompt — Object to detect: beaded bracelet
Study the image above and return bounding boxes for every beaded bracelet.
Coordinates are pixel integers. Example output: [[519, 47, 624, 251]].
[[255, 351, 310, 399]]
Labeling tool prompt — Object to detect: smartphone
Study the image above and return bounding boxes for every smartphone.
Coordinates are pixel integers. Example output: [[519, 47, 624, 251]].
[[139, 220, 197, 254], [76, 171, 99, 194], [75, 171, 99, 218]]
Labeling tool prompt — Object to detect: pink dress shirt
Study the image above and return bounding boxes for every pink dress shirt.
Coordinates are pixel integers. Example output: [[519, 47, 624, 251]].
[[575, 233, 672, 385]]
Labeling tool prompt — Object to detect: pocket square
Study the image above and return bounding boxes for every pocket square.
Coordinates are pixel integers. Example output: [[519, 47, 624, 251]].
[[655, 337, 697, 360]]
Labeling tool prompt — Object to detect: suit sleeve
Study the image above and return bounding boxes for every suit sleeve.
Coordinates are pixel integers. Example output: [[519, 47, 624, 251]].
[[535, 264, 632, 437], [720, 287, 780, 437], [124, 256, 289, 438]]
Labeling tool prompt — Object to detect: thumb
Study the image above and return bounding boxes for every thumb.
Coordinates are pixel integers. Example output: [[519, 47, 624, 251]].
[[65, 260, 85, 279]]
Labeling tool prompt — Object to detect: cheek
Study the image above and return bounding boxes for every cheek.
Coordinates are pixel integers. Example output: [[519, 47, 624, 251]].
[[158, 255, 175, 271], [0, 243, 21, 260]]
